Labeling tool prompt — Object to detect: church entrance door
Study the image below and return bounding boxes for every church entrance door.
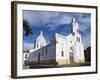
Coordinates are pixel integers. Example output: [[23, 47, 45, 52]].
[[69, 52, 74, 64]]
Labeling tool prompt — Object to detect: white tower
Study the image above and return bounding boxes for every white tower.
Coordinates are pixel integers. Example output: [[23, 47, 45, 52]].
[[71, 17, 79, 35], [35, 30, 47, 49], [69, 17, 85, 63]]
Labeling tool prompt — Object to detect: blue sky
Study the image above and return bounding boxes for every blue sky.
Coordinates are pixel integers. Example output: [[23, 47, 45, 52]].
[[23, 10, 91, 51]]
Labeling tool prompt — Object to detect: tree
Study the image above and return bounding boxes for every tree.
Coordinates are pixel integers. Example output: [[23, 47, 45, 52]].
[[23, 19, 33, 36]]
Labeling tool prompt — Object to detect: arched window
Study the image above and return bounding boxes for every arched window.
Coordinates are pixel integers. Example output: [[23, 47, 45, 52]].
[[61, 51, 64, 56], [77, 37, 78, 42], [77, 29, 79, 33], [76, 37, 80, 42], [37, 44, 38, 48], [70, 47, 73, 51], [25, 54, 27, 59], [72, 32, 75, 36], [79, 37, 80, 42]]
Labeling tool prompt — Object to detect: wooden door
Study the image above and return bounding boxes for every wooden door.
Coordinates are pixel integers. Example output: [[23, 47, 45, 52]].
[[69, 52, 74, 64]]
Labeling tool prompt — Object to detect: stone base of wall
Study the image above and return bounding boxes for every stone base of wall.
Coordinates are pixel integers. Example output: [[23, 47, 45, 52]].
[[74, 59, 85, 63], [56, 59, 69, 65], [39, 59, 57, 65], [25, 59, 57, 66], [25, 59, 85, 66]]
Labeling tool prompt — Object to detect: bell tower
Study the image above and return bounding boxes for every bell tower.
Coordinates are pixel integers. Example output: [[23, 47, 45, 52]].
[[71, 18, 79, 35]]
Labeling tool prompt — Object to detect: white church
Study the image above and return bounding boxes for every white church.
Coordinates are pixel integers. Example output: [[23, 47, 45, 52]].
[[23, 18, 85, 66]]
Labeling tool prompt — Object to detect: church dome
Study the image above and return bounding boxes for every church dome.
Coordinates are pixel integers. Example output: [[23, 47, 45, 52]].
[[35, 31, 47, 49]]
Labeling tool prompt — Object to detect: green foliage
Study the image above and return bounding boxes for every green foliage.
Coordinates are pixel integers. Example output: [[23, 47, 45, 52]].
[[23, 20, 33, 36]]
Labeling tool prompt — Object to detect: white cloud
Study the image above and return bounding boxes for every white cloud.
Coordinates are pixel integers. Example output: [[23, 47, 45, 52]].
[[78, 14, 91, 24], [60, 14, 72, 24], [23, 11, 91, 32], [23, 42, 34, 51], [82, 33, 91, 50], [23, 11, 73, 29], [23, 11, 61, 27], [79, 24, 89, 32], [46, 23, 59, 30]]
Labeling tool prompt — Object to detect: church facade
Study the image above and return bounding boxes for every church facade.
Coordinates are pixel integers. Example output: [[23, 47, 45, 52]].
[[24, 18, 85, 65]]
